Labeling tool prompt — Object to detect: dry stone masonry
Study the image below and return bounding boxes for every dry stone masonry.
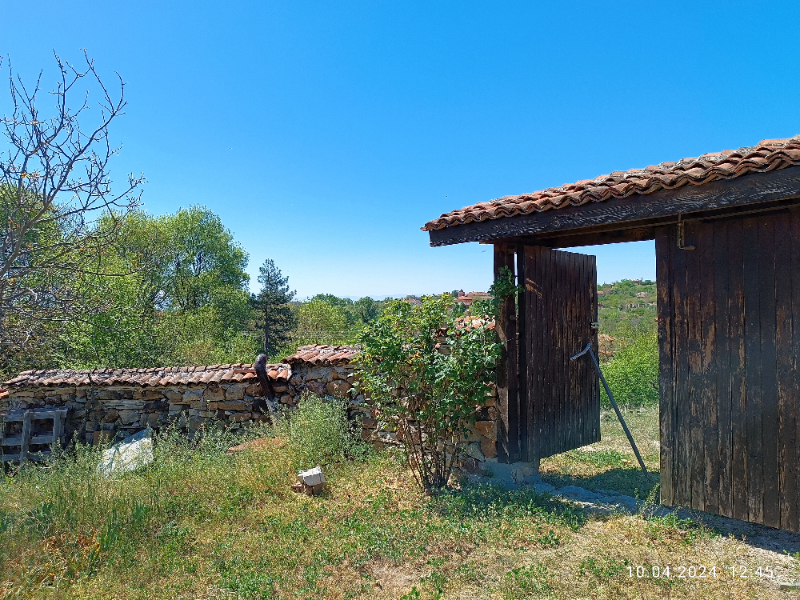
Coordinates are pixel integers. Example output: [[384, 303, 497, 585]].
[[0, 344, 501, 471]]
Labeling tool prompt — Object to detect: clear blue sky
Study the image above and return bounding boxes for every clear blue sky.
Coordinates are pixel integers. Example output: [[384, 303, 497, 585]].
[[3, 2, 799, 298]]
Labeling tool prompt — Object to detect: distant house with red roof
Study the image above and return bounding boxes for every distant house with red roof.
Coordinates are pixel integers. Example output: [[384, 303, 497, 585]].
[[454, 291, 491, 308]]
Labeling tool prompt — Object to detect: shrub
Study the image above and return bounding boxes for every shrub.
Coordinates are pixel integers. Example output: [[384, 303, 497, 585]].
[[601, 331, 659, 408], [275, 392, 367, 470], [355, 294, 500, 492]]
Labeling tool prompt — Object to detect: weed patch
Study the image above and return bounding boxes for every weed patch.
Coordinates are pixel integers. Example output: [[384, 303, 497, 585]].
[[0, 404, 793, 599]]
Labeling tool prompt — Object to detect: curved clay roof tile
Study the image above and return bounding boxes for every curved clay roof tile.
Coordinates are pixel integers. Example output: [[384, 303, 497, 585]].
[[422, 136, 800, 232]]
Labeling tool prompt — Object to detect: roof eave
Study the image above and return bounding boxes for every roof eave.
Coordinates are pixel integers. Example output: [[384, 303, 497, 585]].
[[427, 165, 800, 248]]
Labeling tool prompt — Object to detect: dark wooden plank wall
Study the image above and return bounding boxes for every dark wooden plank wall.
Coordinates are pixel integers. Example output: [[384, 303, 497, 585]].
[[522, 246, 600, 462], [494, 244, 523, 461], [657, 209, 800, 531]]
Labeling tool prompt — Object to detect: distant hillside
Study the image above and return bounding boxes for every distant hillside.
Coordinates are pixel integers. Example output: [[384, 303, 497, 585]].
[[597, 279, 657, 352]]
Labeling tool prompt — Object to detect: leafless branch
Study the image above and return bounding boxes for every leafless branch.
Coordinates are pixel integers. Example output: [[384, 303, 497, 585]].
[[0, 51, 144, 353]]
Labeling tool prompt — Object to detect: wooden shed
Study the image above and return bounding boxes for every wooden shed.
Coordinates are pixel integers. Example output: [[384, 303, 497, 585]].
[[423, 136, 800, 532]]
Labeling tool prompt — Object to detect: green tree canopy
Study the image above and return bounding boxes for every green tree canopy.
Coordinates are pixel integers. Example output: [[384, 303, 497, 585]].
[[352, 296, 380, 324], [294, 300, 349, 346], [59, 207, 257, 368], [309, 293, 353, 307]]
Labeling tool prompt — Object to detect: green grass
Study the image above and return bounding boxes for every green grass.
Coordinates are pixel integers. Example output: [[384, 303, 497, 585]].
[[540, 407, 661, 498], [0, 404, 796, 599]]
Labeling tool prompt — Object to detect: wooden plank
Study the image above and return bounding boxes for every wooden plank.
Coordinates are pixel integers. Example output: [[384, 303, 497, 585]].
[[544, 247, 553, 455], [558, 252, 568, 451], [757, 215, 781, 528], [522, 246, 534, 461], [699, 221, 719, 516], [516, 245, 529, 463], [547, 248, 558, 455], [713, 220, 734, 518], [743, 217, 764, 524], [553, 251, 562, 455], [775, 212, 796, 530], [656, 226, 675, 506], [20, 412, 31, 463], [792, 208, 800, 532], [428, 166, 800, 247], [570, 253, 581, 447], [581, 251, 600, 443], [1, 409, 68, 422], [535, 246, 547, 458], [582, 254, 592, 444], [52, 411, 63, 449], [494, 244, 520, 461], [728, 217, 749, 522], [566, 250, 577, 451], [1, 413, 26, 423], [537, 246, 547, 458], [2, 434, 55, 446], [685, 221, 705, 511], [542, 246, 554, 457], [576, 254, 586, 446], [672, 227, 691, 507], [518, 225, 656, 249], [553, 250, 564, 453]]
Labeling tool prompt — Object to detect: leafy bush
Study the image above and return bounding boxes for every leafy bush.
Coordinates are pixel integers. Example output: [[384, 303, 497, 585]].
[[600, 331, 659, 408], [275, 392, 367, 470], [355, 294, 500, 492]]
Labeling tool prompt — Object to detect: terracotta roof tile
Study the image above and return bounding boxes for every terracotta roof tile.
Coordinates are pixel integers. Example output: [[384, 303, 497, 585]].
[[422, 136, 800, 231], [283, 345, 359, 366], [4, 346, 363, 389], [4, 363, 290, 389]]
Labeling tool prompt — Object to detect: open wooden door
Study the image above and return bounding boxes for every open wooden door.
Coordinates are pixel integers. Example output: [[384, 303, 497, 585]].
[[521, 245, 600, 462]]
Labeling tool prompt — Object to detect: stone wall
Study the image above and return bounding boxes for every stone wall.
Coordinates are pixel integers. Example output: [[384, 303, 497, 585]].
[[1, 345, 502, 469], [1, 360, 361, 445]]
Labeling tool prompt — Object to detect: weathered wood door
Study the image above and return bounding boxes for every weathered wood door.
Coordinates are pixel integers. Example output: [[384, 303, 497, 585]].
[[657, 209, 800, 532], [521, 246, 600, 462]]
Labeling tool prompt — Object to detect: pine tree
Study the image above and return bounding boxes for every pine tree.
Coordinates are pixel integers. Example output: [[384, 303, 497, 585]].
[[254, 259, 296, 358]]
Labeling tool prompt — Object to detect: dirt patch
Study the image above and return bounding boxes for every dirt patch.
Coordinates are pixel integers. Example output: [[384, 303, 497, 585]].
[[226, 436, 286, 454]]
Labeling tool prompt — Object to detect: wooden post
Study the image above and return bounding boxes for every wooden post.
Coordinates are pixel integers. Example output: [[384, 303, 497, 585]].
[[52, 411, 64, 449], [20, 411, 31, 463], [494, 244, 521, 461], [516, 243, 530, 465]]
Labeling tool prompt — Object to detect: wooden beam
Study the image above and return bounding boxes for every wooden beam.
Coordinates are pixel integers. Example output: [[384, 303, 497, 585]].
[[514, 226, 655, 248], [494, 244, 520, 462], [428, 166, 800, 247]]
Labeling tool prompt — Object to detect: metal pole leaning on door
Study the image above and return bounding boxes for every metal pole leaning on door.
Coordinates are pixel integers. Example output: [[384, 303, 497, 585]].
[[570, 343, 649, 477]]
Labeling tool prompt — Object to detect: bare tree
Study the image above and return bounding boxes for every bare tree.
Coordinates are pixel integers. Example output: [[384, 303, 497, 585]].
[[0, 51, 143, 355]]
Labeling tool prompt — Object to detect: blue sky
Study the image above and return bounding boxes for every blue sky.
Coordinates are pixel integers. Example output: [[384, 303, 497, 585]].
[[3, 2, 799, 298]]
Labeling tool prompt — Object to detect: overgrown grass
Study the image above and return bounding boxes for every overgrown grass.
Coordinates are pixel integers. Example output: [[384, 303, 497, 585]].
[[0, 404, 796, 599], [273, 392, 369, 471]]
